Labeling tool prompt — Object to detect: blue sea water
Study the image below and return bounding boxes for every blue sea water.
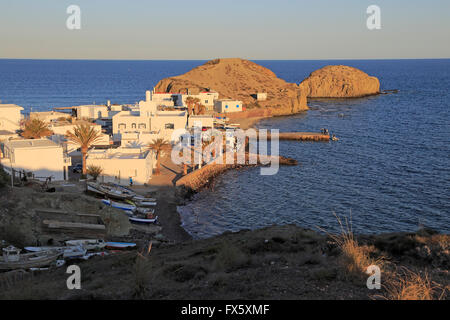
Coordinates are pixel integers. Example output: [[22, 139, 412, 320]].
[[0, 59, 449, 237]]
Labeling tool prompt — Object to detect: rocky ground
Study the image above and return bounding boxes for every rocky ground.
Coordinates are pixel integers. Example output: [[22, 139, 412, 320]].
[[0, 223, 447, 300]]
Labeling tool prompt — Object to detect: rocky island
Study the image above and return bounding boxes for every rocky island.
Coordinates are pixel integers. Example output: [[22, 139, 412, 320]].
[[299, 65, 381, 98], [155, 59, 381, 128]]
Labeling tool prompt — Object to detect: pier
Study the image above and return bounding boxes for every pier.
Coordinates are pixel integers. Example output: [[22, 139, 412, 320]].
[[260, 131, 330, 141]]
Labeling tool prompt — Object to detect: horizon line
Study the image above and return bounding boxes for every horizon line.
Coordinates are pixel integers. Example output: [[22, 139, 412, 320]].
[[1, 57, 450, 62]]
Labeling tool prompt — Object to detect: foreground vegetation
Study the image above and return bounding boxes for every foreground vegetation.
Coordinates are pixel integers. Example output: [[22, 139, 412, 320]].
[[0, 224, 447, 300]]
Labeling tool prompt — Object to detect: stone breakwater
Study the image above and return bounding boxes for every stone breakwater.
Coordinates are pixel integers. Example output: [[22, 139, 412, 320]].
[[175, 154, 297, 195]]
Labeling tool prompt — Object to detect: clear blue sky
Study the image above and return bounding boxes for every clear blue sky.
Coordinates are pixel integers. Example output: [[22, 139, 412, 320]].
[[0, 0, 449, 60]]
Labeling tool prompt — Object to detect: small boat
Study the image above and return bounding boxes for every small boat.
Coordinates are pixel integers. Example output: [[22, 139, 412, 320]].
[[87, 182, 135, 200], [105, 242, 136, 250], [128, 199, 157, 207], [102, 199, 136, 211], [25, 246, 87, 259], [1, 246, 62, 270], [132, 195, 157, 202], [102, 199, 154, 215], [129, 215, 158, 224], [65, 239, 106, 251]]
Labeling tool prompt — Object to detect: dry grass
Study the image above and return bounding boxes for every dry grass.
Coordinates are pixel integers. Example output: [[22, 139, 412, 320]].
[[379, 267, 447, 300], [321, 213, 385, 275], [132, 242, 153, 299]]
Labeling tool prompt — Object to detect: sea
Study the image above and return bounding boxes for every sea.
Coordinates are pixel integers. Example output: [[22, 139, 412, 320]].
[[1, 59, 449, 237]]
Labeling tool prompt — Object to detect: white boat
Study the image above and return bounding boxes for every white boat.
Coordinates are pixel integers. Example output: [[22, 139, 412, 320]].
[[105, 242, 136, 249], [129, 216, 158, 224], [25, 246, 87, 259], [87, 182, 135, 200], [65, 239, 106, 250], [1, 246, 62, 270], [102, 199, 136, 211], [133, 195, 157, 202]]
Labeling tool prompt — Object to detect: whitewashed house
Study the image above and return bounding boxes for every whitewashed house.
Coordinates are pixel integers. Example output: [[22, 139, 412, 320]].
[[0, 104, 23, 133], [86, 147, 155, 185], [1, 138, 71, 181], [214, 99, 243, 113]]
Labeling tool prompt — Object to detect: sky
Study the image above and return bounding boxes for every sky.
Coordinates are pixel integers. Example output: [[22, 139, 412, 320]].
[[0, 0, 449, 60]]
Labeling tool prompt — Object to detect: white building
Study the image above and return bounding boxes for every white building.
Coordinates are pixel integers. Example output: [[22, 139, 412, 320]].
[[214, 99, 243, 113], [30, 111, 70, 123], [1, 138, 71, 181], [256, 92, 267, 101], [112, 109, 188, 144], [71, 105, 109, 120], [188, 115, 215, 129], [0, 104, 23, 133], [86, 147, 155, 185], [49, 122, 110, 154], [175, 92, 219, 110]]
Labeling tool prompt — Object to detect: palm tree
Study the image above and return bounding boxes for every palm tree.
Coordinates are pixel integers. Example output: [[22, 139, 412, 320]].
[[21, 119, 53, 139], [66, 124, 103, 177], [185, 96, 195, 115], [192, 98, 201, 115], [147, 138, 171, 175]]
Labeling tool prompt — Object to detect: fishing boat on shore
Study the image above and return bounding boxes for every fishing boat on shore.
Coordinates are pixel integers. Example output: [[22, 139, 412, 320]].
[[87, 182, 135, 200], [126, 199, 157, 207], [24, 246, 87, 259], [129, 215, 158, 224], [65, 239, 106, 251], [102, 199, 135, 211], [102, 199, 155, 215], [105, 242, 136, 250], [1, 246, 62, 270]]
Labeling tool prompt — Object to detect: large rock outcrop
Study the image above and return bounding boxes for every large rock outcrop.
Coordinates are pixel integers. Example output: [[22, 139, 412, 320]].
[[154, 58, 308, 116], [299, 65, 380, 98]]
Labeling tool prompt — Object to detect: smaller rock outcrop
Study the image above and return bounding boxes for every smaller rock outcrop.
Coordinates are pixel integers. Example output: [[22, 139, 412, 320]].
[[299, 65, 380, 98]]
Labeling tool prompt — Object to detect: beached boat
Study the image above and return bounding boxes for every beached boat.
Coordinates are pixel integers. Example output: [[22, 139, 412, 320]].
[[105, 242, 136, 249], [24, 245, 87, 259], [87, 182, 135, 200], [1, 246, 62, 270], [102, 199, 135, 211], [132, 195, 157, 202], [127, 199, 157, 207], [129, 215, 158, 224], [65, 239, 106, 250], [102, 199, 155, 216]]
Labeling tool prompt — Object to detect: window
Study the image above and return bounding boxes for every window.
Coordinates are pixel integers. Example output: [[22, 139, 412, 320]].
[[165, 123, 175, 129], [138, 123, 146, 129], [118, 123, 126, 130], [131, 123, 137, 129]]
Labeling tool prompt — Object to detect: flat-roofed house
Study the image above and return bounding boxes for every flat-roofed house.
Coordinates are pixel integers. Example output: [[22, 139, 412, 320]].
[[214, 99, 243, 113], [86, 147, 155, 185], [188, 115, 215, 129], [1, 138, 71, 181], [30, 111, 71, 123], [0, 104, 23, 133]]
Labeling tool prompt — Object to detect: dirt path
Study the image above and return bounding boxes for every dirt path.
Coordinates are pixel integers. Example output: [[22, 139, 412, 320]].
[[140, 150, 191, 243]]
